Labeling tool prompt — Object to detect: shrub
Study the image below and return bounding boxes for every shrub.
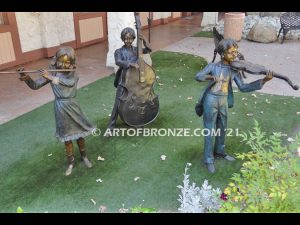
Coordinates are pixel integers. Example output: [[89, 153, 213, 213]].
[[219, 120, 300, 212], [131, 206, 156, 213], [177, 163, 221, 213]]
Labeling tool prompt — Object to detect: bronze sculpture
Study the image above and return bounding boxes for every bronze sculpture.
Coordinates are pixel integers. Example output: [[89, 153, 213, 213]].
[[106, 12, 159, 134], [212, 27, 298, 90], [17, 47, 94, 176], [195, 38, 274, 173]]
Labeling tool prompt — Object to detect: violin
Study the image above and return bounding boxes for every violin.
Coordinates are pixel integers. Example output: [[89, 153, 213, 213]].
[[211, 27, 298, 90], [230, 60, 299, 90]]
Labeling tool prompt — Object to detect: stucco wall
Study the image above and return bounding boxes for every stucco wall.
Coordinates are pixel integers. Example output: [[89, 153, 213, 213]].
[[201, 12, 218, 27], [153, 12, 163, 20], [56, 12, 76, 44], [153, 12, 171, 20], [106, 12, 136, 71], [15, 12, 75, 53], [15, 12, 43, 52]]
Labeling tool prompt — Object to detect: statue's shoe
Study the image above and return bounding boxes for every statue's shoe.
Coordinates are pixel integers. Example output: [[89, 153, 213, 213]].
[[214, 153, 235, 161], [206, 163, 215, 173], [65, 163, 74, 176], [81, 156, 92, 168]]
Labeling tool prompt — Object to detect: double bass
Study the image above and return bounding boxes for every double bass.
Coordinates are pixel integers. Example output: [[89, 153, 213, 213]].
[[118, 12, 159, 127]]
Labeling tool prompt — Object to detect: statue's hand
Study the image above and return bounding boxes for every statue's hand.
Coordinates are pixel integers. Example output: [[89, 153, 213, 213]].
[[206, 75, 220, 82], [17, 67, 29, 81], [39, 69, 51, 80], [17, 67, 25, 75], [140, 33, 151, 48], [212, 77, 221, 82], [263, 70, 274, 82], [139, 33, 145, 40], [129, 63, 139, 69]]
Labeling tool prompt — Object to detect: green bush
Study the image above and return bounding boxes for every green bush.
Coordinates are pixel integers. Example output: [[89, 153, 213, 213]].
[[219, 120, 300, 212], [16, 206, 24, 213], [131, 206, 156, 213]]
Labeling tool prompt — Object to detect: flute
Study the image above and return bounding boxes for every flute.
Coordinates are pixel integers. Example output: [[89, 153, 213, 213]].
[[0, 69, 76, 74]]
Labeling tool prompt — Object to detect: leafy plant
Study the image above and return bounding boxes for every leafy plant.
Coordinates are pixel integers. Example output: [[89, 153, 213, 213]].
[[16, 206, 24, 213], [131, 206, 156, 213], [220, 120, 300, 212], [177, 163, 221, 213]]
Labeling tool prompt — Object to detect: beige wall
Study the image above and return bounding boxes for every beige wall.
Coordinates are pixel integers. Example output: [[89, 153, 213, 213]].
[[172, 12, 181, 18], [0, 13, 5, 24], [15, 12, 43, 52], [15, 12, 75, 53], [153, 12, 172, 20], [0, 32, 16, 64], [79, 17, 104, 43]]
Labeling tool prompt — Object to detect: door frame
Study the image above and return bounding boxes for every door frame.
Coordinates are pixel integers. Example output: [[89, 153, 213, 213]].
[[73, 12, 108, 49], [0, 12, 23, 70]]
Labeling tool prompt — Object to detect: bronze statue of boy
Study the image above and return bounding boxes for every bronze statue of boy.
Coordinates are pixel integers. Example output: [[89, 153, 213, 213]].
[[195, 39, 273, 173]]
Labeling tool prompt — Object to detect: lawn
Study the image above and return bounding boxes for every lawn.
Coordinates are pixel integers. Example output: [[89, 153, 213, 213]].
[[192, 31, 214, 38], [0, 51, 299, 212]]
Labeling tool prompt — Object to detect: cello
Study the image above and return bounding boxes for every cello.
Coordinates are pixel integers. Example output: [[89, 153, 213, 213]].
[[118, 12, 159, 127]]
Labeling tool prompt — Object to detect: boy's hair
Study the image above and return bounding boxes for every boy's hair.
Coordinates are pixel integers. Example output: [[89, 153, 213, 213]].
[[217, 38, 238, 55], [120, 27, 136, 41], [51, 46, 76, 68]]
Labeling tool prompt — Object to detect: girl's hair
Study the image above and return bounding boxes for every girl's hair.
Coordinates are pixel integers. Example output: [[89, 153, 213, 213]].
[[120, 27, 136, 41], [216, 38, 238, 55], [51, 46, 76, 68]]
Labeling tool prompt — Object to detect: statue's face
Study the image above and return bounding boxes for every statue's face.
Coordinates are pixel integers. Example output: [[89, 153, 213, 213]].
[[124, 33, 134, 47], [57, 54, 72, 69], [224, 46, 238, 63]]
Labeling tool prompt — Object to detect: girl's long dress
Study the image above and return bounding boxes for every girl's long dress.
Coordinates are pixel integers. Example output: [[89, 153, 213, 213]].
[[25, 69, 95, 142]]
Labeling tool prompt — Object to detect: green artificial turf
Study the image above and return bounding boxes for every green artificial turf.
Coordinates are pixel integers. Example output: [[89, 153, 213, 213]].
[[0, 51, 299, 212], [192, 31, 214, 38]]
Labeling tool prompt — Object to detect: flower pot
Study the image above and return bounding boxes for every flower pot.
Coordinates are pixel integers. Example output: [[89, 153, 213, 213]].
[[224, 12, 245, 41]]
